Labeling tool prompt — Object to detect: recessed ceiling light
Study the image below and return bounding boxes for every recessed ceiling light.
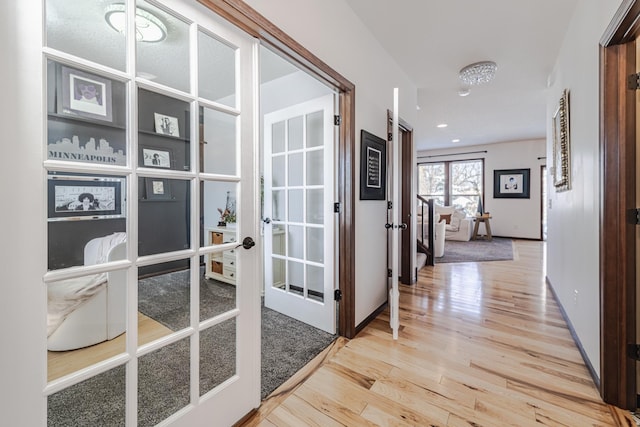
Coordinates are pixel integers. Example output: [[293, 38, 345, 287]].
[[437, 123, 448, 128], [458, 88, 470, 97], [452, 139, 460, 143]]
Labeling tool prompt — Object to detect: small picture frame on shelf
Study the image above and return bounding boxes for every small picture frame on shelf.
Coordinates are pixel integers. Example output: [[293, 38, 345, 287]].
[[142, 147, 171, 168], [154, 113, 180, 137], [144, 178, 173, 201], [61, 66, 113, 123]]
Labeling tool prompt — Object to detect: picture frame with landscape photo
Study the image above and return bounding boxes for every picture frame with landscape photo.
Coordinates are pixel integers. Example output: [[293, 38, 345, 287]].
[[154, 113, 180, 138], [493, 168, 530, 199], [144, 178, 173, 201], [142, 147, 171, 169], [47, 175, 125, 221], [60, 66, 113, 123]]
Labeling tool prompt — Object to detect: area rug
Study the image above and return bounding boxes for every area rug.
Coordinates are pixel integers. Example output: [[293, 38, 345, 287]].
[[48, 269, 335, 426], [437, 237, 514, 263]]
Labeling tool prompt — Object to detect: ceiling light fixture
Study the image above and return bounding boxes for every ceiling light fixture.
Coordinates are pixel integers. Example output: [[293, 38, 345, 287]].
[[459, 61, 498, 86], [105, 4, 167, 43], [452, 139, 460, 143], [437, 123, 448, 128], [458, 87, 470, 97]]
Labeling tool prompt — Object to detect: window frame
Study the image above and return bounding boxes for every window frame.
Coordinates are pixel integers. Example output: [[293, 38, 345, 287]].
[[417, 158, 485, 215]]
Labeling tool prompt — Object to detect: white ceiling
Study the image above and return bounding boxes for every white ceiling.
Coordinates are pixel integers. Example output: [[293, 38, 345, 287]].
[[344, 0, 580, 151]]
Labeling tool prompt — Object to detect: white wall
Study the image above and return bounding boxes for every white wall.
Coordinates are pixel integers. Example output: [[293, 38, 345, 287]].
[[546, 0, 622, 377], [1, 1, 46, 424], [418, 139, 546, 239], [244, 0, 418, 325]]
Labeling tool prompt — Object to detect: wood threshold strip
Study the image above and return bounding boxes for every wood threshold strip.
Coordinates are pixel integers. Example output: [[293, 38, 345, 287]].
[[235, 337, 348, 426]]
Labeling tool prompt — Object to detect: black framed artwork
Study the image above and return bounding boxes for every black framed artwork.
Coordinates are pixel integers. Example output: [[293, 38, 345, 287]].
[[493, 168, 530, 199], [47, 175, 125, 220], [60, 66, 113, 123], [359, 130, 386, 200]]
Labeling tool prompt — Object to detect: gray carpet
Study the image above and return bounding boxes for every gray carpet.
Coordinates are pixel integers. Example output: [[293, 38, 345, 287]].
[[437, 237, 514, 263], [48, 269, 335, 426]]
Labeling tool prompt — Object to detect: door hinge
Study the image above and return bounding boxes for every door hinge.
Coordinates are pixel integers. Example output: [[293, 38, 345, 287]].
[[627, 344, 640, 360], [334, 202, 341, 213], [387, 201, 392, 209], [387, 269, 393, 278], [334, 115, 341, 126], [627, 208, 640, 225], [629, 73, 640, 90], [334, 289, 342, 301]]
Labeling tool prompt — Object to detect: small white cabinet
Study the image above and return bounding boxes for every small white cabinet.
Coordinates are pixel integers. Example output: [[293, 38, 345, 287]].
[[205, 226, 237, 285]]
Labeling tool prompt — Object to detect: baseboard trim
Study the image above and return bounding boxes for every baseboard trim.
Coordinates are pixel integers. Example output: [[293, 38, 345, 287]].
[[355, 301, 388, 337], [545, 276, 600, 389]]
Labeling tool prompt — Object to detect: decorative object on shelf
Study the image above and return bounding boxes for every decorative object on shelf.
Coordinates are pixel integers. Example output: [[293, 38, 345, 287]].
[[153, 113, 180, 137], [104, 4, 167, 43], [552, 89, 571, 192], [142, 147, 171, 168], [493, 168, 530, 199], [48, 135, 126, 166], [459, 61, 498, 85], [61, 66, 113, 123], [217, 190, 237, 226], [47, 175, 125, 221], [359, 130, 386, 200], [144, 178, 173, 201]]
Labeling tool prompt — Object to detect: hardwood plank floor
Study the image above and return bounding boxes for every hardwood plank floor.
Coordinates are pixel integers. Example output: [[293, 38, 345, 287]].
[[47, 312, 172, 381], [240, 240, 635, 426]]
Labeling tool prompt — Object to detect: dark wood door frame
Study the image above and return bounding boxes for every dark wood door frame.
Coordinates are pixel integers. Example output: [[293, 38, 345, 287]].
[[600, 0, 640, 409], [386, 111, 415, 284], [197, 0, 358, 338]]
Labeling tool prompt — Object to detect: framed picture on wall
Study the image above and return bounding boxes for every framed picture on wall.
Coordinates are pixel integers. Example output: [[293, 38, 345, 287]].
[[60, 66, 113, 123], [359, 130, 387, 200], [493, 168, 530, 199], [47, 175, 125, 221], [552, 89, 571, 192]]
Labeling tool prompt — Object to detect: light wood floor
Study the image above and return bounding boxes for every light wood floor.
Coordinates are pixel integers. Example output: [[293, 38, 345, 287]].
[[47, 312, 172, 382], [240, 240, 635, 426]]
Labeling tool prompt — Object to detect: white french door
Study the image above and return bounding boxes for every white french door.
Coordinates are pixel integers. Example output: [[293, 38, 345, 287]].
[[42, 1, 260, 426], [263, 94, 337, 334]]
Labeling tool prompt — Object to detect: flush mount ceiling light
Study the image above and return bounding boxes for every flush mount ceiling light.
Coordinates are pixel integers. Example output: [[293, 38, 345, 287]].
[[105, 4, 167, 43], [459, 61, 498, 86]]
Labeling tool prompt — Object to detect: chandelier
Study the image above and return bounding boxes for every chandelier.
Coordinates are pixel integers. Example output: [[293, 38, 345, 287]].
[[459, 61, 498, 86]]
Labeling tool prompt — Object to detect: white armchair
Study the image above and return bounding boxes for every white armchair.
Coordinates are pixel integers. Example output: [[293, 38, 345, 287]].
[[434, 206, 473, 242], [47, 233, 127, 351]]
